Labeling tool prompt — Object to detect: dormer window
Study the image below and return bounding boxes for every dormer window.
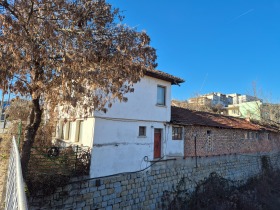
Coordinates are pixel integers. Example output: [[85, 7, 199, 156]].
[[157, 85, 166, 106]]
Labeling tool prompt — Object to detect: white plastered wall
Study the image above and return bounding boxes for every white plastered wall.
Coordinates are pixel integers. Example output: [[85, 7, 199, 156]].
[[93, 75, 171, 122], [89, 75, 175, 177], [90, 123, 184, 178], [90, 119, 168, 178], [56, 118, 95, 148], [165, 125, 184, 157]]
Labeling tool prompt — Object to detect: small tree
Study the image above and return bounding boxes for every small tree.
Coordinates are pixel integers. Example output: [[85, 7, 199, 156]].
[[0, 0, 157, 178]]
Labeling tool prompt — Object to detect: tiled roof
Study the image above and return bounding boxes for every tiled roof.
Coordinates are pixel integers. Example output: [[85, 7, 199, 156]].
[[145, 69, 185, 85], [171, 106, 279, 132]]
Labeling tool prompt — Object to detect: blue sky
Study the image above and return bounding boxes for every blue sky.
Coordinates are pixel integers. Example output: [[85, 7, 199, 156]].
[[1, 1, 279, 103], [108, 0, 280, 102]]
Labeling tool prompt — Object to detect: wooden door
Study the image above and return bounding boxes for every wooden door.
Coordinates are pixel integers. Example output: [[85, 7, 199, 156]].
[[154, 129, 161, 159]]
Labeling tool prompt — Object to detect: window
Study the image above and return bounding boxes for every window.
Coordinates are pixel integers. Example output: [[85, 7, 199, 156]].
[[266, 132, 271, 140], [245, 131, 258, 140], [60, 121, 69, 140], [255, 132, 259, 140], [232, 109, 239, 115], [244, 131, 248, 139], [78, 120, 84, 142], [249, 132, 253, 139], [157, 85, 166, 106], [69, 121, 75, 141], [139, 126, 146, 137], [172, 127, 183, 140]]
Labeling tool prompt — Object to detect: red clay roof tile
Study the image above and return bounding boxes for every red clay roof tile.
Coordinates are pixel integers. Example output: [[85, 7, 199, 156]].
[[171, 106, 278, 132]]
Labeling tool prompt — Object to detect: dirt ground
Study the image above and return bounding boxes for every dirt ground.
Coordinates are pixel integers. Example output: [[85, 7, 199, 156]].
[[0, 134, 11, 210]]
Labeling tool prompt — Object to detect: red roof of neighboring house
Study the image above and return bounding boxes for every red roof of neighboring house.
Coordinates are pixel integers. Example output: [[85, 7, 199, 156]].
[[171, 106, 279, 132], [145, 69, 184, 85]]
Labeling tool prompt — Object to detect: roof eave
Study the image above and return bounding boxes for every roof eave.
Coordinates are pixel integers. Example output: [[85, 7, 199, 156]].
[[145, 70, 185, 85]]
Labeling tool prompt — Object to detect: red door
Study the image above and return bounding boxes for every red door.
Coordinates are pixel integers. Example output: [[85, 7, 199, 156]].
[[154, 129, 161, 159]]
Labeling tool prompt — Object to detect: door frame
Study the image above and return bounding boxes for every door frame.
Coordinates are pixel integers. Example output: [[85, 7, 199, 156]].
[[154, 128, 162, 159]]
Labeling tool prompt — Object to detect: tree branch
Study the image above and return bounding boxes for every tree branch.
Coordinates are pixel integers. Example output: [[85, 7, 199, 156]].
[[0, 0, 19, 20], [27, 0, 34, 25]]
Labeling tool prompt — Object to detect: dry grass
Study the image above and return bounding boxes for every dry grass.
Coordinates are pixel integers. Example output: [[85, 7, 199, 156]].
[[0, 134, 12, 210]]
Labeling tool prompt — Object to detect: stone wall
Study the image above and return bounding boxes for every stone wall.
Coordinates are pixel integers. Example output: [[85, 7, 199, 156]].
[[29, 152, 280, 210]]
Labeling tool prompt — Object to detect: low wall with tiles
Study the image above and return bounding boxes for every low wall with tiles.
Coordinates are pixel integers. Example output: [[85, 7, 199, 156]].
[[28, 152, 280, 210]]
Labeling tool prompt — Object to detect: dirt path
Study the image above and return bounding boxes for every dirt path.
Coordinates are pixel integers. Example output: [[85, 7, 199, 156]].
[[0, 134, 11, 210]]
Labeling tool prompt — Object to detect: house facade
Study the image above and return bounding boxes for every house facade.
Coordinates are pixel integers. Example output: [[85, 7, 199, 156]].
[[226, 101, 280, 125], [188, 92, 260, 108], [56, 73, 280, 178], [227, 100, 262, 120], [188, 92, 233, 107], [56, 70, 184, 178]]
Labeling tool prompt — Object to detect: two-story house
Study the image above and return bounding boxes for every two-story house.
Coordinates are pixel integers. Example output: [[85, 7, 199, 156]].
[[56, 70, 184, 178]]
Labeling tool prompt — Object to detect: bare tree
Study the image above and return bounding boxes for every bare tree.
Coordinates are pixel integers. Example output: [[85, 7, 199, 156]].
[[249, 82, 280, 126], [0, 0, 157, 177]]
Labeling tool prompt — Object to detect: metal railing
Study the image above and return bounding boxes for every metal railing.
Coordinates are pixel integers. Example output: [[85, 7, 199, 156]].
[[5, 136, 28, 210]]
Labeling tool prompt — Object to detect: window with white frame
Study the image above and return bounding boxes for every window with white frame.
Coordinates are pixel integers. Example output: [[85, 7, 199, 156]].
[[69, 121, 75, 141], [59, 121, 70, 140], [78, 120, 84, 142], [172, 127, 183, 140], [139, 126, 146, 137], [157, 85, 166, 106]]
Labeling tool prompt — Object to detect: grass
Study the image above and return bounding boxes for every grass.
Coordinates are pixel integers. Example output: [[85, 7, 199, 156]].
[[0, 134, 11, 210]]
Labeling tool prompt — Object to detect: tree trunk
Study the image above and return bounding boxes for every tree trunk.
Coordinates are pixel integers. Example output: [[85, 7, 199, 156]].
[[21, 98, 42, 179]]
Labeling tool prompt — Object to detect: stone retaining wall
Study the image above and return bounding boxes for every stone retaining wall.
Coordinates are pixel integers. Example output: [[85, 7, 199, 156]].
[[29, 152, 280, 210]]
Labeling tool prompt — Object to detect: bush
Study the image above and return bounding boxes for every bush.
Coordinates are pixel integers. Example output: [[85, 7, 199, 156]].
[[163, 169, 280, 210]]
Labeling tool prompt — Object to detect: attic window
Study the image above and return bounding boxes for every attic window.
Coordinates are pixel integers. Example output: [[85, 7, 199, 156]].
[[207, 130, 211, 135]]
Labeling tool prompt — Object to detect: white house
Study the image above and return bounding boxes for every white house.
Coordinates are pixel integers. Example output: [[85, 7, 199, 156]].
[[56, 70, 184, 178]]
